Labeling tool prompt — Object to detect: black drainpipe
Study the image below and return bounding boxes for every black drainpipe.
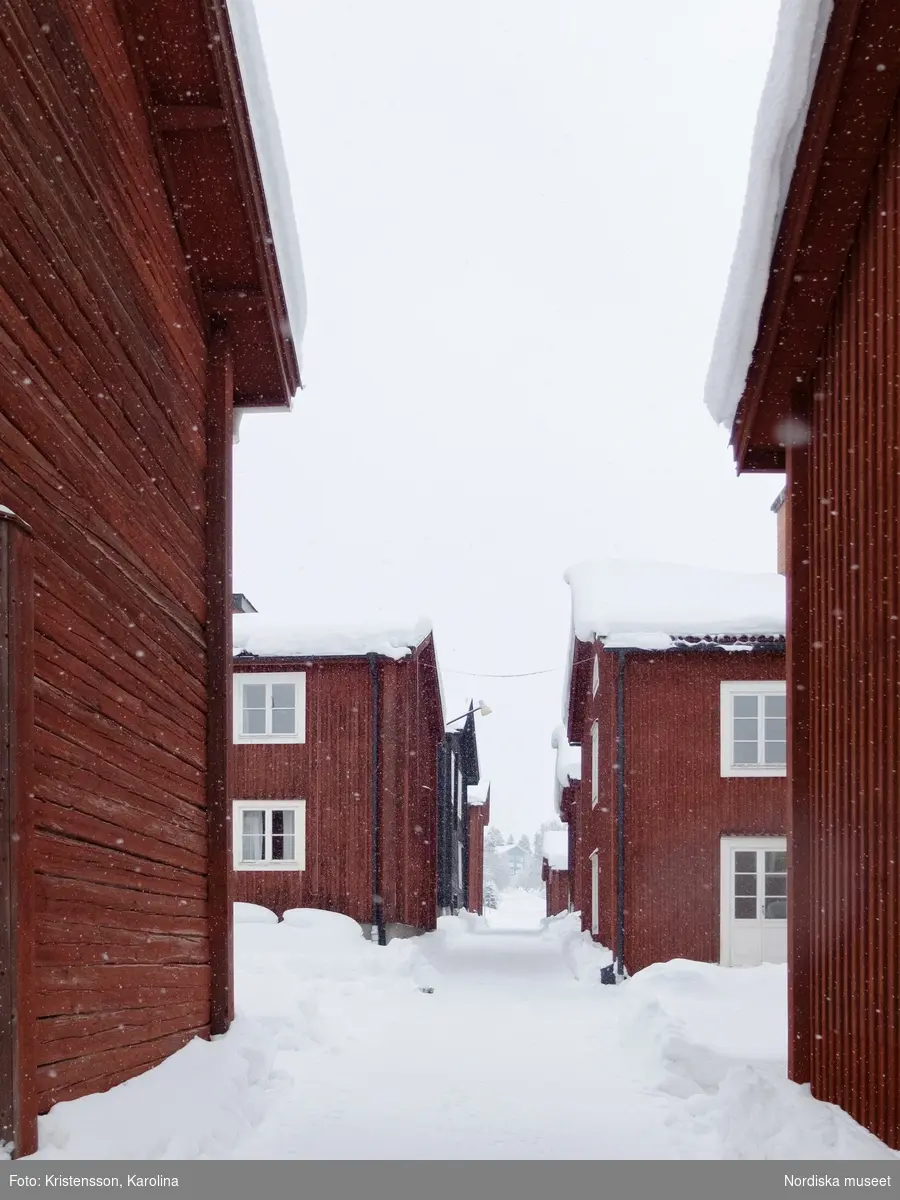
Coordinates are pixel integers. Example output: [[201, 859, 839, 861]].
[[615, 649, 626, 979], [367, 653, 386, 946]]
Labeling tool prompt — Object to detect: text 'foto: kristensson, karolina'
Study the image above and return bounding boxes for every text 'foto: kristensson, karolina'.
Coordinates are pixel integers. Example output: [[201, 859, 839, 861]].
[[785, 1177, 893, 1188], [9, 1176, 179, 1188]]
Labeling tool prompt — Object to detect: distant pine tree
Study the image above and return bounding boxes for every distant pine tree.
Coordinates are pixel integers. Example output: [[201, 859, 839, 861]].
[[483, 880, 499, 909]]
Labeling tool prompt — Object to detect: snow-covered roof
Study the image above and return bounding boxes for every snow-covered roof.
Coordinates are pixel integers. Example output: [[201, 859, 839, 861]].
[[565, 560, 786, 652], [233, 613, 433, 661], [703, 0, 832, 429], [467, 788, 489, 808], [227, 0, 308, 374], [550, 724, 581, 816], [542, 831, 569, 872]]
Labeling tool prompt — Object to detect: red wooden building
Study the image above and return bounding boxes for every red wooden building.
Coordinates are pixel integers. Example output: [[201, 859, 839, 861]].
[[540, 831, 570, 919], [552, 725, 582, 914], [563, 561, 787, 976], [231, 614, 445, 939], [704, 0, 900, 1149], [0, 0, 304, 1154], [466, 786, 491, 916]]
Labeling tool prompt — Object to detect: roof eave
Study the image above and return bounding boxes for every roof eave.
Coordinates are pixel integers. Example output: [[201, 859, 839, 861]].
[[731, 0, 900, 472]]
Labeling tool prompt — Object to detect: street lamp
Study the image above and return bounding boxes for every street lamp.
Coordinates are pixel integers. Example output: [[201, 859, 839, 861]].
[[446, 700, 492, 726]]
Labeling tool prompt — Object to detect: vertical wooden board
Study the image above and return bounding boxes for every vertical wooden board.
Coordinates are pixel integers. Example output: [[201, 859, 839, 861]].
[[799, 100, 900, 1147], [231, 660, 373, 922], [622, 651, 787, 973]]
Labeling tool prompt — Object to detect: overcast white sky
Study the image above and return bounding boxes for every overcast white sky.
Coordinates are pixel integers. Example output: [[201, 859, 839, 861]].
[[233, 1, 784, 839]]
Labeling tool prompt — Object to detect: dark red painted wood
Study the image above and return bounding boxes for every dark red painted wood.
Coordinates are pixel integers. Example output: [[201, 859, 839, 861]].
[[205, 331, 234, 1035], [0, 512, 37, 1155], [570, 648, 787, 971], [0, 0, 298, 1134], [233, 644, 443, 929], [467, 795, 490, 915]]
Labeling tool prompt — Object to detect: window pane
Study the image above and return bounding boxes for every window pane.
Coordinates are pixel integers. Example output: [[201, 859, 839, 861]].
[[271, 809, 296, 861], [243, 708, 266, 736], [733, 741, 759, 764], [765, 874, 787, 897], [765, 851, 787, 873], [243, 684, 266, 710], [764, 740, 787, 765], [733, 718, 759, 741], [271, 708, 296, 735], [734, 897, 757, 919], [734, 851, 756, 872], [733, 695, 758, 718], [764, 897, 787, 920], [241, 810, 265, 861], [764, 693, 786, 719], [734, 873, 757, 897], [271, 684, 295, 710], [765, 718, 786, 742], [242, 684, 267, 736]]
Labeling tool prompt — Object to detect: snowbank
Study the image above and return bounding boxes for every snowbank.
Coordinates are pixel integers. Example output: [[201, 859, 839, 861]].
[[541, 910, 613, 982], [703, 0, 833, 429], [37, 1017, 279, 1160], [30, 905, 435, 1160], [234, 901, 279, 925], [233, 612, 433, 661], [617, 959, 897, 1160], [565, 560, 785, 650]]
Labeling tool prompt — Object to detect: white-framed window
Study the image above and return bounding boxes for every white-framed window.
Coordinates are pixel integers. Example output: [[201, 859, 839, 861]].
[[591, 720, 599, 807], [232, 800, 306, 871], [234, 672, 306, 744], [720, 681, 787, 778], [590, 849, 599, 936], [592, 654, 599, 697]]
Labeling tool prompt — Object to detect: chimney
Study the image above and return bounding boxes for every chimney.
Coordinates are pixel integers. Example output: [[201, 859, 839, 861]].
[[771, 488, 788, 575]]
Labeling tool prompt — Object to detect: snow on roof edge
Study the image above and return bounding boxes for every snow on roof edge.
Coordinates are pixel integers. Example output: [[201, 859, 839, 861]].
[[564, 560, 786, 649], [226, 0, 308, 378], [702, 0, 833, 429], [232, 613, 434, 663], [541, 830, 569, 871]]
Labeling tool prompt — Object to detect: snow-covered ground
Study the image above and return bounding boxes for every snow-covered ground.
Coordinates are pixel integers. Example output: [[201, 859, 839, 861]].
[[29, 892, 897, 1160]]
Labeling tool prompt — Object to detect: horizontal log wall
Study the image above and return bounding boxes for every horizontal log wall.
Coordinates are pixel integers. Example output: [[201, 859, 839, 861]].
[[0, 0, 212, 1112]]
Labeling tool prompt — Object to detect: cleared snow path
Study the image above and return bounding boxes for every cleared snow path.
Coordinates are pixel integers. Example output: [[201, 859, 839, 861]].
[[30, 891, 898, 1160], [228, 897, 680, 1160]]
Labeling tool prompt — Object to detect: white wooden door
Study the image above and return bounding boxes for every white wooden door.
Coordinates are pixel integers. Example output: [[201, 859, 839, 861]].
[[590, 850, 599, 936], [720, 837, 787, 967]]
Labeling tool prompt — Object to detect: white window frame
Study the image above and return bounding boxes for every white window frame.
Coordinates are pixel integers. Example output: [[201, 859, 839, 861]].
[[232, 800, 306, 871], [590, 849, 599, 936], [591, 720, 599, 807], [234, 672, 306, 744], [592, 654, 599, 697], [719, 681, 787, 778]]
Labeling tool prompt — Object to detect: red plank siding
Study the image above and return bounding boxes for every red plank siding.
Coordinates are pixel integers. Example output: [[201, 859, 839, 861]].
[[576, 648, 786, 971], [544, 869, 570, 919], [0, 0, 218, 1129], [788, 96, 900, 1148], [232, 648, 442, 931]]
